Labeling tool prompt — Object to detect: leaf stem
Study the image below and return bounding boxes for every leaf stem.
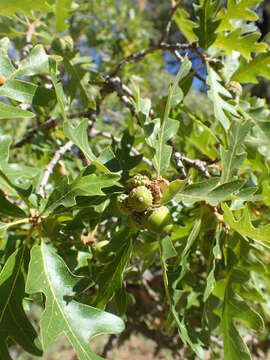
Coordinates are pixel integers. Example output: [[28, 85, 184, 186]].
[[158, 235, 171, 305], [0, 218, 29, 231]]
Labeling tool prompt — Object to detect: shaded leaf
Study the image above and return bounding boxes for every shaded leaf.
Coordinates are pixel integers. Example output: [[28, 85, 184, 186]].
[[156, 56, 191, 176], [221, 287, 264, 360], [194, 0, 221, 50], [220, 119, 251, 183], [0, 190, 26, 218], [44, 172, 121, 215], [93, 237, 133, 309], [64, 120, 111, 173], [63, 58, 93, 109], [159, 224, 206, 359], [203, 226, 222, 301], [0, 246, 42, 360]]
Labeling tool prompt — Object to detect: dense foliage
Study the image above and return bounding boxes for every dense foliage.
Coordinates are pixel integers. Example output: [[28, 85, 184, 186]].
[[1, 1, 270, 359]]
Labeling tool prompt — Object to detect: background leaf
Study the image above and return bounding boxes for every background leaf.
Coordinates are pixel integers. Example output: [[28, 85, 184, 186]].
[[0, 0, 51, 16], [55, 0, 73, 32]]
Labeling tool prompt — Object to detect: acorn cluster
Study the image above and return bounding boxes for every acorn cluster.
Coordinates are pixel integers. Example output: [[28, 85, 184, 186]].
[[117, 174, 173, 234]]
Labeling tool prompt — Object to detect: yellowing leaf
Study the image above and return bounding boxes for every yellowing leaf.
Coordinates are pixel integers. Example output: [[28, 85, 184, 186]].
[[232, 53, 270, 83], [174, 8, 197, 42], [217, 0, 263, 31], [214, 29, 267, 61]]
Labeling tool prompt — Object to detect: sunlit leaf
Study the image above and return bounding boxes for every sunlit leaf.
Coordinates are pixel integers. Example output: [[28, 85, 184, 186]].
[[207, 65, 237, 130], [222, 203, 270, 244], [26, 242, 125, 360]]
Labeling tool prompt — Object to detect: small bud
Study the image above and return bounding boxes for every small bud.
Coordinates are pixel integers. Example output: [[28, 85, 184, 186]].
[[228, 81, 242, 98], [51, 36, 74, 53], [0, 75, 6, 85], [127, 174, 151, 190], [116, 193, 130, 215]]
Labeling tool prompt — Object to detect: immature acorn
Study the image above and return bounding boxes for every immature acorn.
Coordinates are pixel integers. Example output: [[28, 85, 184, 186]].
[[127, 174, 151, 190], [51, 36, 74, 53], [146, 205, 173, 233], [128, 185, 153, 212]]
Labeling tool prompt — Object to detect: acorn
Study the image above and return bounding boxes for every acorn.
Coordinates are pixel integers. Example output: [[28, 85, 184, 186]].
[[51, 36, 74, 54], [127, 174, 151, 190], [128, 185, 153, 212], [116, 193, 130, 215], [146, 206, 173, 233]]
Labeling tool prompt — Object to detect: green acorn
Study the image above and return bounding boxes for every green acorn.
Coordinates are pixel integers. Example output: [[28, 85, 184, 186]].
[[146, 206, 172, 233], [128, 185, 153, 212], [127, 174, 151, 190], [116, 193, 130, 215], [51, 36, 74, 53]]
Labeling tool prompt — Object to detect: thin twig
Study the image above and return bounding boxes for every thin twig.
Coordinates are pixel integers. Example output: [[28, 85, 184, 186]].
[[39, 140, 73, 197], [101, 335, 117, 358], [12, 118, 59, 148], [112, 42, 191, 76], [160, 0, 184, 43], [173, 151, 211, 178], [22, 16, 37, 57], [12, 110, 95, 149]]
